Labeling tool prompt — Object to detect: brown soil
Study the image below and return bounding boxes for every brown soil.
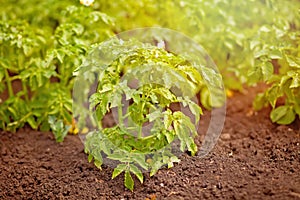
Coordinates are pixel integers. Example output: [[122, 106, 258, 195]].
[[0, 86, 300, 200]]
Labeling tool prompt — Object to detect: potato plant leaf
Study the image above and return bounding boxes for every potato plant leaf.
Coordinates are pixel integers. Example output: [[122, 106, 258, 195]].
[[270, 106, 296, 125], [112, 164, 127, 179], [124, 171, 134, 191], [129, 164, 144, 183]]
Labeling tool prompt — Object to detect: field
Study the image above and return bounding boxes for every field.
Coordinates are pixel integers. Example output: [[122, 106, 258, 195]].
[[0, 0, 299, 199], [1, 87, 299, 199]]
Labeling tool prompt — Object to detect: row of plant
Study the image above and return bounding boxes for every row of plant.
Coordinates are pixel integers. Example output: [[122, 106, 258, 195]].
[[96, 0, 300, 124], [0, 0, 299, 191], [0, 1, 115, 134]]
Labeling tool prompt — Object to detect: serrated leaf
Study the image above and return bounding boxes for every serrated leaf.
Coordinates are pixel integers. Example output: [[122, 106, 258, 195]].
[[112, 164, 127, 179], [124, 171, 134, 191], [129, 164, 143, 183]]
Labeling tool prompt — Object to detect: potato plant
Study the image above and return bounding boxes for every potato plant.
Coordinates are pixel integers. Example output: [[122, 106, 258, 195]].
[[74, 37, 224, 190], [95, 0, 300, 124], [0, 1, 114, 137]]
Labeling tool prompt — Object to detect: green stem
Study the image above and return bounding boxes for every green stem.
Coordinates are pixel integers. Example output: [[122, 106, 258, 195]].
[[4, 69, 14, 98], [118, 105, 123, 128], [137, 101, 146, 139], [137, 125, 142, 139], [139, 133, 157, 141]]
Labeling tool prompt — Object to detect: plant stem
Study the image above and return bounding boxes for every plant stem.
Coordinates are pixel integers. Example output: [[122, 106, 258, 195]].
[[137, 101, 146, 139], [118, 105, 123, 128], [137, 125, 142, 139], [4, 69, 14, 98]]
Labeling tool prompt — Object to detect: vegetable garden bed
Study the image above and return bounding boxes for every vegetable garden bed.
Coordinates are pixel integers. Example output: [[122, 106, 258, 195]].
[[1, 86, 299, 199], [1, 0, 300, 199]]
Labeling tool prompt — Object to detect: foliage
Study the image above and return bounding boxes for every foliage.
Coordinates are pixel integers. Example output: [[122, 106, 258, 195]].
[[0, 0, 300, 192], [77, 39, 214, 190], [250, 7, 300, 124], [94, 0, 300, 123], [0, 1, 114, 133], [48, 115, 71, 142]]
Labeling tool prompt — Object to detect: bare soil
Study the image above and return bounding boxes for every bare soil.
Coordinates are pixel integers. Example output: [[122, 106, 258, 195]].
[[0, 86, 300, 200]]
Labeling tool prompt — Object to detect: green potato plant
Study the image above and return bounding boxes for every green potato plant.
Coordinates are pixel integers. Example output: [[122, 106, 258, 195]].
[[1, 0, 299, 133], [0, 1, 114, 136], [74, 38, 224, 190]]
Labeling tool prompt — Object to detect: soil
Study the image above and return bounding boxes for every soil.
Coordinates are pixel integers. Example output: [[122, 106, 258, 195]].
[[0, 86, 300, 200]]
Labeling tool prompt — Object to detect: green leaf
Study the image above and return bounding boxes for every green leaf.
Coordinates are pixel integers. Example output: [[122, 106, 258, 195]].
[[262, 62, 274, 82], [94, 160, 102, 169], [147, 109, 162, 122], [112, 164, 127, 179], [270, 105, 296, 125], [290, 74, 300, 88], [269, 49, 282, 59], [200, 87, 212, 109], [254, 49, 268, 59], [286, 56, 300, 68], [26, 115, 38, 130], [131, 153, 148, 170], [173, 121, 187, 152], [108, 153, 130, 162], [186, 99, 202, 124], [150, 160, 164, 177], [266, 85, 280, 108], [165, 131, 175, 143], [110, 91, 122, 108], [48, 116, 70, 142], [253, 93, 267, 110], [163, 109, 173, 129], [129, 164, 144, 183], [124, 171, 134, 191], [167, 156, 180, 168], [88, 154, 93, 162]]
